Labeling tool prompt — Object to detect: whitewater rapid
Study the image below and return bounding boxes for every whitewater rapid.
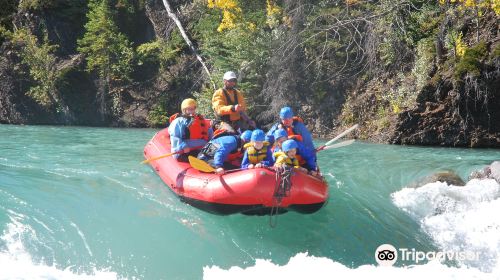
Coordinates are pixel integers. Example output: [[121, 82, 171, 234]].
[[204, 178, 500, 280]]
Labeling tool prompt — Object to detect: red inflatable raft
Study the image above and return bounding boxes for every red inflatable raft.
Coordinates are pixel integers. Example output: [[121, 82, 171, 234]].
[[143, 128, 329, 215]]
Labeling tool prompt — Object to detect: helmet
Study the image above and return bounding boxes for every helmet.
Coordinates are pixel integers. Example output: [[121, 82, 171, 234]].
[[273, 129, 288, 141], [282, 139, 298, 152], [181, 98, 196, 111], [279, 107, 294, 119], [251, 129, 265, 142], [240, 130, 253, 142], [223, 71, 237, 81]]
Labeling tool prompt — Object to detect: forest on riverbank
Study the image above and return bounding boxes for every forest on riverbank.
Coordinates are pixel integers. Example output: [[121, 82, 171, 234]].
[[0, 0, 498, 147]]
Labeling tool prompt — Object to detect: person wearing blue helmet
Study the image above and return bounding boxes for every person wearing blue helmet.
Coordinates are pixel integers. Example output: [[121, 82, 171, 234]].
[[266, 106, 315, 151], [197, 125, 252, 174], [273, 140, 307, 172], [272, 129, 319, 176], [241, 129, 274, 169], [271, 128, 289, 153]]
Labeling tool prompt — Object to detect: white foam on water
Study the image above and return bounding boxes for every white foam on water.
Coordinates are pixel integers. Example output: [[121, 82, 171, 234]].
[[203, 252, 493, 280], [204, 179, 500, 279], [392, 178, 500, 273], [0, 213, 120, 280]]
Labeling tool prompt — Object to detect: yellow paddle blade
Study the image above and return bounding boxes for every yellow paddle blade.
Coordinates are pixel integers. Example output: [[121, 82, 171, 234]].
[[141, 152, 176, 164], [188, 156, 216, 173]]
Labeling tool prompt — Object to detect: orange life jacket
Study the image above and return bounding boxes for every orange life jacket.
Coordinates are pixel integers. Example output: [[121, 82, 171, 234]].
[[282, 116, 304, 142], [295, 154, 305, 165], [169, 113, 210, 141], [212, 127, 235, 139]]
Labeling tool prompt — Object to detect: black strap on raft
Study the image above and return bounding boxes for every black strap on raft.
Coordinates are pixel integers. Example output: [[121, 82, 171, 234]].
[[269, 166, 293, 228]]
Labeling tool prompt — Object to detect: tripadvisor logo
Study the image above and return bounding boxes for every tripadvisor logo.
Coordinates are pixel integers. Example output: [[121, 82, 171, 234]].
[[375, 244, 398, 266], [374, 244, 480, 266]]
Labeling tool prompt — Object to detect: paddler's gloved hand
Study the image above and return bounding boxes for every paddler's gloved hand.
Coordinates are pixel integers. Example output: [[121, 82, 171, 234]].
[[215, 167, 225, 174]]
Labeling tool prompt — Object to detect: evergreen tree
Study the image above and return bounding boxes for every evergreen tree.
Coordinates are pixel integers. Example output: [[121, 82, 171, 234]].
[[78, 0, 134, 82], [77, 0, 134, 120]]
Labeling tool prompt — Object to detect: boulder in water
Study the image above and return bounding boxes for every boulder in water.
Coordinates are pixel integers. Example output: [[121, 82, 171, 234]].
[[408, 171, 465, 188], [469, 161, 500, 184]]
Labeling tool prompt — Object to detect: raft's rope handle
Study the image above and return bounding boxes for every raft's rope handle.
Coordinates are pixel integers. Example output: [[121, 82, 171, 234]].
[[269, 166, 293, 228]]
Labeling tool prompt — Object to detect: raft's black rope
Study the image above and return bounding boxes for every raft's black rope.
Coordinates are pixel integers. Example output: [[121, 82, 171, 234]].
[[269, 166, 293, 227]]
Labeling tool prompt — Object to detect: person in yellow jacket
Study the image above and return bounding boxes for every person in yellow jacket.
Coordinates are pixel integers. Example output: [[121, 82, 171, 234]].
[[212, 71, 256, 131], [273, 139, 308, 173]]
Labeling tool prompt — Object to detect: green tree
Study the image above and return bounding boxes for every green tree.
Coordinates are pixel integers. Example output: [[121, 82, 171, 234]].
[[78, 0, 134, 118], [193, 0, 271, 113], [78, 0, 134, 82], [9, 28, 61, 107]]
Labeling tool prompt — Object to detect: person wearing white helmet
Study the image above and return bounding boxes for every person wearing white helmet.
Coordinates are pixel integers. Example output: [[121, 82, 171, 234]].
[[212, 71, 256, 131]]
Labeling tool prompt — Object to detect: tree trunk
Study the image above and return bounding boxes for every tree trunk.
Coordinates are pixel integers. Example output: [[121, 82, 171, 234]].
[[161, 0, 216, 90]]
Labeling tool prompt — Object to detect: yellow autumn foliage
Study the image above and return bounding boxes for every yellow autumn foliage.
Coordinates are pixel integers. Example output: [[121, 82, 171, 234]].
[[439, 0, 500, 15], [266, 0, 281, 16], [207, 0, 242, 32], [266, 0, 282, 27], [455, 33, 466, 57]]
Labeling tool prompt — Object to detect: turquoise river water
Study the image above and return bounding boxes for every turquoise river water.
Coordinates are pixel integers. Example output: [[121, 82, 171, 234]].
[[0, 124, 499, 279]]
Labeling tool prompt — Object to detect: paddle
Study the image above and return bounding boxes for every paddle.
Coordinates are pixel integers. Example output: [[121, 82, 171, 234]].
[[141, 146, 203, 164], [320, 139, 355, 151], [188, 156, 216, 173], [188, 156, 258, 174], [240, 111, 256, 129], [142, 151, 182, 164], [316, 124, 359, 152]]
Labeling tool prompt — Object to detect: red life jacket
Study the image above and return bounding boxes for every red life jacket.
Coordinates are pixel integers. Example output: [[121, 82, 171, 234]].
[[282, 116, 304, 142], [169, 113, 210, 141]]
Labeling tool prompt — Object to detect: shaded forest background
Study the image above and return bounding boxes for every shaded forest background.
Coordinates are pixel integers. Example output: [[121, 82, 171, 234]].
[[0, 0, 498, 147]]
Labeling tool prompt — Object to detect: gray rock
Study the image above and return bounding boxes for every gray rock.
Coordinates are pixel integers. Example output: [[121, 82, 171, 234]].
[[489, 161, 500, 183], [408, 171, 465, 188], [468, 161, 500, 184]]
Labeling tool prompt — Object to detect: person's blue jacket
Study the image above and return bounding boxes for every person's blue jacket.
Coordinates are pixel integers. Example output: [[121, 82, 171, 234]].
[[267, 121, 315, 151], [272, 140, 317, 171], [241, 143, 274, 169], [207, 135, 241, 168], [168, 116, 213, 159]]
